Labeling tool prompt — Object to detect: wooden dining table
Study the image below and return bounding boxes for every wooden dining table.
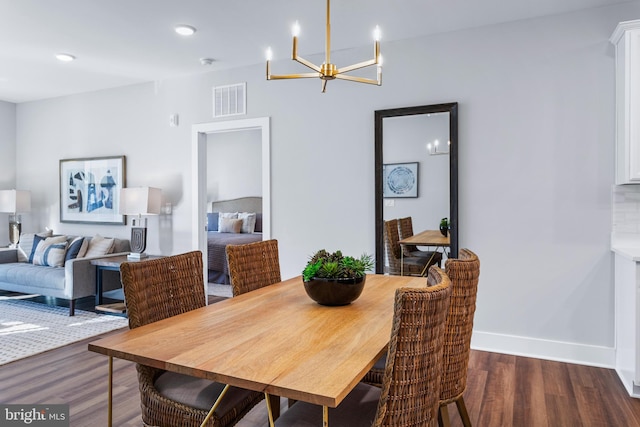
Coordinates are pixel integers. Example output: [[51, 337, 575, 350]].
[[88, 273, 427, 427], [399, 229, 450, 276]]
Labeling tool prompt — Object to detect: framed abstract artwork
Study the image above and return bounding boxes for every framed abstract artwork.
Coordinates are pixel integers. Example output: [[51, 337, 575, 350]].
[[59, 156, 126, 224], [383, 162, 419, 198]]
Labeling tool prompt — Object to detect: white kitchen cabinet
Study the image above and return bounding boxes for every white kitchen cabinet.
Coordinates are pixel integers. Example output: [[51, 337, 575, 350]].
[[612, 247, 640, 398], [611, 20, 640, 184]]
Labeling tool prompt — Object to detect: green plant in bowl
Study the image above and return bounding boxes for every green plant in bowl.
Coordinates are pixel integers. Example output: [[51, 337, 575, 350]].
[[302, 249, 374, 282], [302, 249, 375, 306]]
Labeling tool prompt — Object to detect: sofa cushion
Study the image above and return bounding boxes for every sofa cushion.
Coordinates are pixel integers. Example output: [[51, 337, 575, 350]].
[[0, 262, 66, 291], [18, 230, 53, 263], [32, 236, 68, 267], [65, 236, 88, 262], [84, 235, 115, 258]]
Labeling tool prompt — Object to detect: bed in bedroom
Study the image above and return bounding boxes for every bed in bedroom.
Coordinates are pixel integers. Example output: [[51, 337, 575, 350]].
[[207, 197, 263, 284]]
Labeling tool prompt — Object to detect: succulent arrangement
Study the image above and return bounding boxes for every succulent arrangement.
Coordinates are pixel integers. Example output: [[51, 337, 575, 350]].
[[440, 217, 450, 229], [302, 249, 375, 282]]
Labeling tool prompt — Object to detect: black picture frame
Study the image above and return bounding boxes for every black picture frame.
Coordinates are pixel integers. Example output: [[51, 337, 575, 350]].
[[382, 162, 419, 198]]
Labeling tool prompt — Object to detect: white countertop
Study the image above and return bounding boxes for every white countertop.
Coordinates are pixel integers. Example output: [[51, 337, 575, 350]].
[[611, 233, 640, 261]]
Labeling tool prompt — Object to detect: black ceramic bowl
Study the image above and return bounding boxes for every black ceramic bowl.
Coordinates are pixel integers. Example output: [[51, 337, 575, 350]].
[[303, 275, 366, 306]]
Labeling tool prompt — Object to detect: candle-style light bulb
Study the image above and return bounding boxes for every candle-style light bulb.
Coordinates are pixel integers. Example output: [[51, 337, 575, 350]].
[[373, 25, 381, 41], [292, 21, 300, 37], [434, 139, 439, 148], [266, 47, 273, 61], [378, 54, 384, 66], [427, 143, 432, 152]]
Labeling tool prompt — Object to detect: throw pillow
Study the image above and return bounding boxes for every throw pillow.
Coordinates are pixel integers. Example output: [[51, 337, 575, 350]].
[[18, 230, 53, 263], [32, 236, 69, 267], [83, 234, 115, 258], [218, 212, 238, 231], [219, 218, 242, 233], [65, 236, 88, 262], [237, 212, 257, 234]]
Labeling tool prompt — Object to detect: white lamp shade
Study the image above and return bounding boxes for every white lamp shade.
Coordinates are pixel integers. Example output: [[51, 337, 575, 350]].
[[119, 187, 162, 215], [0, 190, 31, 213]]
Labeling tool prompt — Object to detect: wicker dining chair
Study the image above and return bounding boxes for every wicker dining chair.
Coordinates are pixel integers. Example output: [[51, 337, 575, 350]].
[[273, 266, 452, 427], [120, 251, 264, 427], [398, 216, 443, 266], [385, 218, 430, 276], [226, 239, 281, 297], [438, 248, 480, 427], [362, 250, 481, 427]]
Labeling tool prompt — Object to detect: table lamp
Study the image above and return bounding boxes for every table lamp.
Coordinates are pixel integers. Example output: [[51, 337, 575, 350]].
[[0, 190, 31, 248], [119, 187, 161, 260]]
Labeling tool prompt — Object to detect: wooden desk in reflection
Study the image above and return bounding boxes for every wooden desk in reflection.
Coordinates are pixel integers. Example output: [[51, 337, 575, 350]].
[[399, 230, 450, 276]]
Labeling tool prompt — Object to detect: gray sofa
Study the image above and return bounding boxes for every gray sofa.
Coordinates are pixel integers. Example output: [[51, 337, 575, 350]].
[[0, 234, 130, 315]]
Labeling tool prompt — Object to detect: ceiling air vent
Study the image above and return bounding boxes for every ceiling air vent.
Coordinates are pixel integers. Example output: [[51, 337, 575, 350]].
[[213, 83, 246, 118]]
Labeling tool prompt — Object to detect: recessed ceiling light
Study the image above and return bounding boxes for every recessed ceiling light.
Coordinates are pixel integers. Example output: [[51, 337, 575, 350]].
[[175, 25, 196, 36], [56, 53, 76, 62]]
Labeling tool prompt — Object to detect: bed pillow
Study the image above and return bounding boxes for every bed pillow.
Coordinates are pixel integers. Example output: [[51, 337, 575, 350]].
[[83, 234, 115, 258], [32, 236, 69, 267], [207, 212, 219, 232], [254, 213, 263, 233], [219, 218, 242, 233], [238, 212, 257, 234], [18, 230, 54, 263], [218, 212, 238, 231]]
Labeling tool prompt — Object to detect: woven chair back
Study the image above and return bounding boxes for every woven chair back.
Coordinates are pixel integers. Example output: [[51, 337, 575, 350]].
[[384, 219, 401, 270], [440, 248, 481, 403], [120, 250, 206, 329], [373, 266, 451, 427], [398, 216, 419, 253], [226, 239, 281, 297]]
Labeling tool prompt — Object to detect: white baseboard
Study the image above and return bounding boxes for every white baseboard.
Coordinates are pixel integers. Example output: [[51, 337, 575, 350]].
[[471, 330, 615, 369]]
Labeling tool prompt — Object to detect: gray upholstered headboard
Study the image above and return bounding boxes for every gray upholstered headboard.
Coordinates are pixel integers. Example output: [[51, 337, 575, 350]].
[[211, 197, 262, 214]]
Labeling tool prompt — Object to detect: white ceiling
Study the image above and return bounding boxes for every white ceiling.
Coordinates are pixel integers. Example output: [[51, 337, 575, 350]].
[[0, 0, 634, 103]]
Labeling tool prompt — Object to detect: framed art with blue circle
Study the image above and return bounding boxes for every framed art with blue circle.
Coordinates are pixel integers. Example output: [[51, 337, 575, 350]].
[[383, 162, 418, 198]]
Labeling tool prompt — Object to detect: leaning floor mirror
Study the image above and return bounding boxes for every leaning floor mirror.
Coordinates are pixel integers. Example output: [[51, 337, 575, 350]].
[[374, 103, 459, 274]]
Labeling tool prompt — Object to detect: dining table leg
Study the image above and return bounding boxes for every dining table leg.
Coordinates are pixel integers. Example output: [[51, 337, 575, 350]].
[[265, 393, 275, 427], [108, 356, 113, 427], [201, 384, 231, 427], [323, 405, 329, 427]]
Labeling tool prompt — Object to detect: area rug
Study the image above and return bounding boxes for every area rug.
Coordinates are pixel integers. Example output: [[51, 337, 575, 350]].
[[0, 298, 128, 366]]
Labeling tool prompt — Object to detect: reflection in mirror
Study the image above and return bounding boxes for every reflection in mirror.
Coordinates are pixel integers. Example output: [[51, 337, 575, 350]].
[[374, 103, 458, 274]]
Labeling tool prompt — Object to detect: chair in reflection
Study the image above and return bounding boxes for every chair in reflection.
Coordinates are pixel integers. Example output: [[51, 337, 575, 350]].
[[273, 267, 452, 427], [120, 251, 264, 427], [398, 216, 443, 266], [438, 248, 480, 427], [385, 218, 435, 276], [226, 239, 281, 297]]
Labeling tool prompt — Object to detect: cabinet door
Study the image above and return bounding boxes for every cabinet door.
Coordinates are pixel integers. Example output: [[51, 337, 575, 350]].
[[612, 21, 640, 184]]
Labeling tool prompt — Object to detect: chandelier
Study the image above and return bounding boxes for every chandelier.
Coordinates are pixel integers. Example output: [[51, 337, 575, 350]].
[[265, 0, 382, 93]]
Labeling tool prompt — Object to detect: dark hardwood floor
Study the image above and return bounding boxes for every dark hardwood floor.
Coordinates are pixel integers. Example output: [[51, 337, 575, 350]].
[[2, 292, 639, 426]]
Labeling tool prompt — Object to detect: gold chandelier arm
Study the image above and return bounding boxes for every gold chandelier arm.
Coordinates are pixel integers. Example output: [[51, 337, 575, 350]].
[[338, 59, 378, 74], [292, 55, 322, 73], [335, 74, 381, 86], [268, 72, 320, 80]]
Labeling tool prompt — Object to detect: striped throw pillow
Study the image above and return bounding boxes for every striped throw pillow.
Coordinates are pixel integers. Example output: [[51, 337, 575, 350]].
[[32, 236, 69, 267]]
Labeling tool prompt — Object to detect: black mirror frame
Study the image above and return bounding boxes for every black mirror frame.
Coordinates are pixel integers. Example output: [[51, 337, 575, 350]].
[[374, 102, 459, 273]]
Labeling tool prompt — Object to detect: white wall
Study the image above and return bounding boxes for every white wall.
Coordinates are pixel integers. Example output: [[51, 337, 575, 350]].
[[206, 129, 261, 204], [0, 100, 16, 244], [13, 2, 640, 366]]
